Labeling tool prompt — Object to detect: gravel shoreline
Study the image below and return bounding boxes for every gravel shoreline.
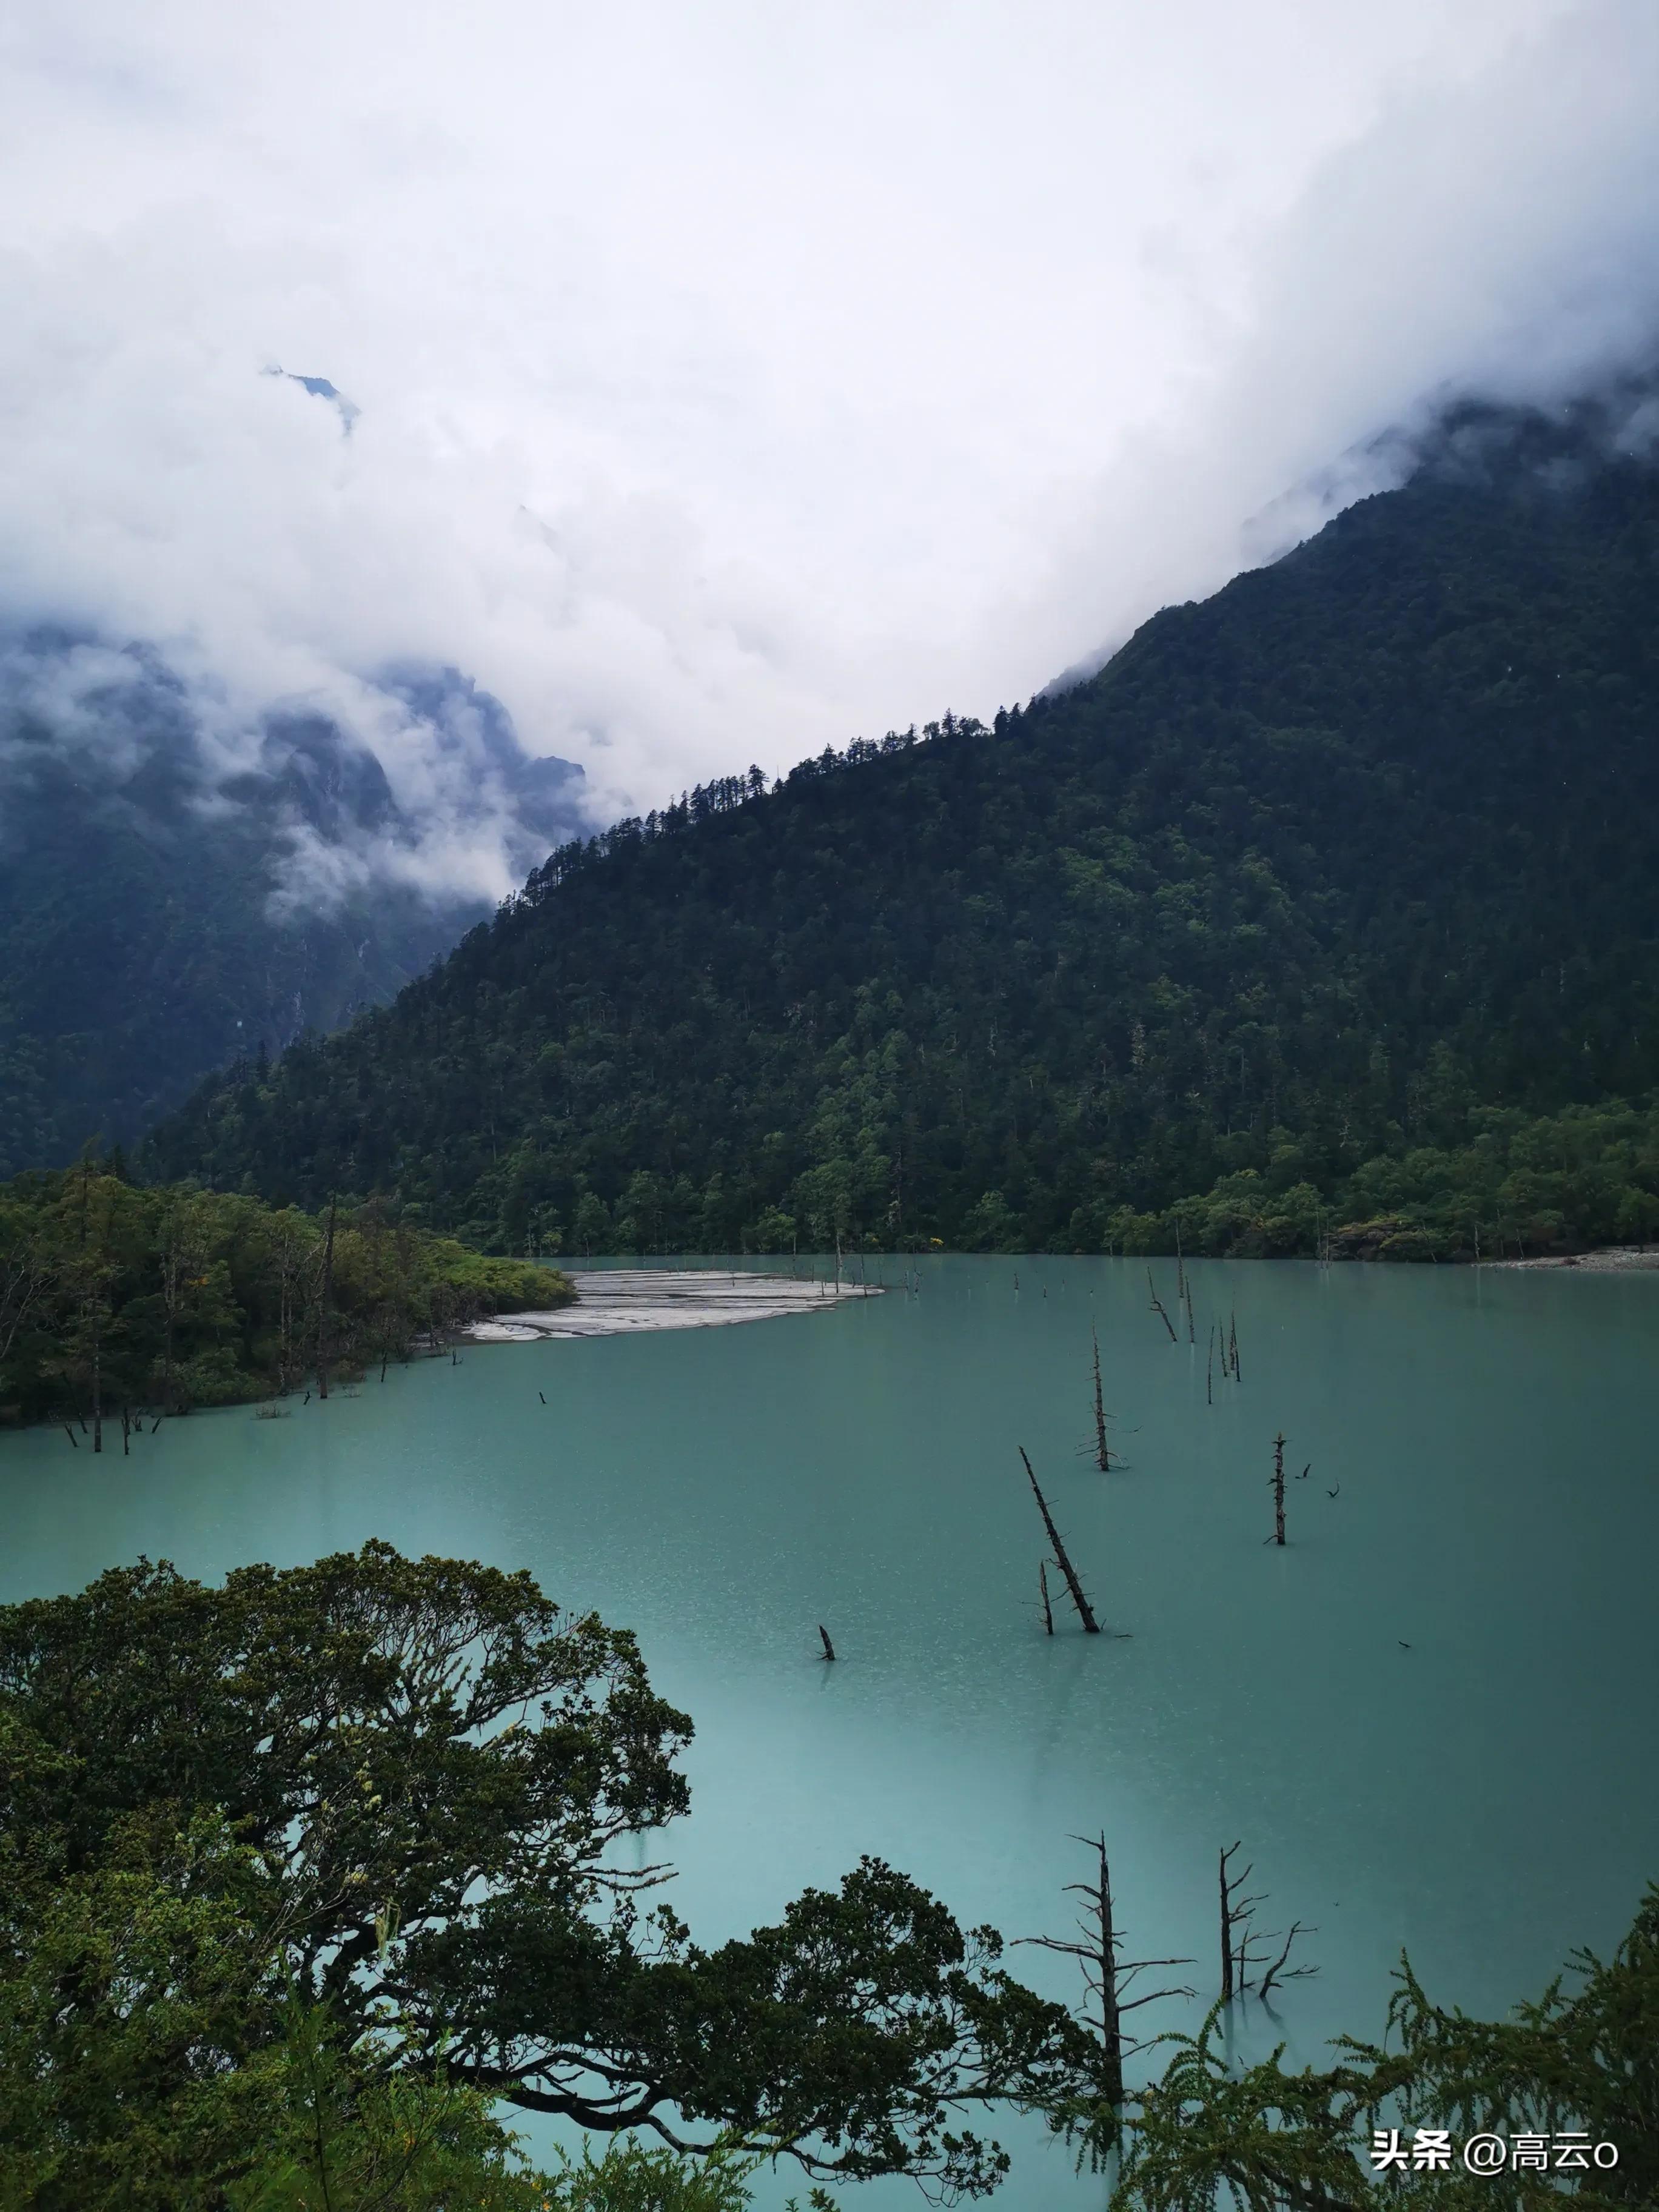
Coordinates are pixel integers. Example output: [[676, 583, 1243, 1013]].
[[463, 1267, 877, 1340], [1486, 1245, 1659, 1272]]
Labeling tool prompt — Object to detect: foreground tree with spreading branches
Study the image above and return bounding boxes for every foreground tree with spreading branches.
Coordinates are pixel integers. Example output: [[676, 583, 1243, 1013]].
[[0, 1543, 1091, 2207], [4, 1541, 1656, 2210]]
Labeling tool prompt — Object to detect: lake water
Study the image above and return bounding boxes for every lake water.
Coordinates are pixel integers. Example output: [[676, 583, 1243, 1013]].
[[3, 1255, 1657, 2207]]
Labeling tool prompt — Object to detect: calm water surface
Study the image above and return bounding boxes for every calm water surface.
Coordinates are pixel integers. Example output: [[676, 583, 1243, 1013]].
[[3, 1256, 1656, 2206]]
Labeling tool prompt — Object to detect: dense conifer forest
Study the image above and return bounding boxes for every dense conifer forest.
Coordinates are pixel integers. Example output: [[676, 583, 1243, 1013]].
[[146, 403, 1659, 1258], [0, 1167, 563, 1430]]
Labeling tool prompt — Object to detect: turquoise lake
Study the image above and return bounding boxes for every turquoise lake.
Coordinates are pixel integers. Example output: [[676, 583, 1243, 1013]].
[[2, 1255, 1656, 2205]]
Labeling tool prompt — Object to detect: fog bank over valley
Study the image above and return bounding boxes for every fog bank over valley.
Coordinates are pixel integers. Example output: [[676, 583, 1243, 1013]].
[[2, 1, 1658, 905]]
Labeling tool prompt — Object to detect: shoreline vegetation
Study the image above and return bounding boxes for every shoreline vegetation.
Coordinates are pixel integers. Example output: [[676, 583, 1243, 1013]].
[[176, 1094, 1659, 1270], [0, 1164, 569, 1435], [4, 1134, 1653, 1436], [1087, 1095, 1659, 1262]]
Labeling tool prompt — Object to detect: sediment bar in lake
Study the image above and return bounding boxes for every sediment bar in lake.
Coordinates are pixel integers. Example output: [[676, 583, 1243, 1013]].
[[464, 1269, 877, 1342]]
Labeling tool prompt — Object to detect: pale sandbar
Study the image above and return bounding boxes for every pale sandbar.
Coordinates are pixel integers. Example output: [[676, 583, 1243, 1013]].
[[464, 1268, 878, 1342]]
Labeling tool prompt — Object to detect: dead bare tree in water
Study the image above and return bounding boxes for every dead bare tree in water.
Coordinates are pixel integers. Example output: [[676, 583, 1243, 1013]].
[[1090, 1322, 1112, 1470], [1219, 1842, 1257, 2003], [817, 1624, 836, 1662], [1267, 1432, 1287, 1546], [1022, 1834, 1194, 2110], [1145, 1269, 1178, 1344], [1257, 1918, 1318, 2000], [1219, 1840, 1318, 2002], [1018, 1447, 1101, 1633], [1039, 1561, 1054, 1635], [1229, 1311, 1241, 1381]]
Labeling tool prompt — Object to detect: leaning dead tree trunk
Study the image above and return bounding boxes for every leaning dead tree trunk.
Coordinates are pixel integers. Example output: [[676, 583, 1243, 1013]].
[[1267, 1432, 1287, 1546], [1257, 1919, 1317, 2000], [1022, 1834, 1194, 2111], [1019, 1447, 1101, 1632], [1039, 1560, 1054, 1635], [817, 1624, 836, 1661], [1145, 1268, 1178, 1343], [1091, 1322, 1112, 1471]]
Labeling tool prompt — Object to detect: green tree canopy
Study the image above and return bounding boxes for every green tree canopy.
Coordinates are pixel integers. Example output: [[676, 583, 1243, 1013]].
[[0, 1543, 1090, 2200], [0, 1167, 568, 1429]]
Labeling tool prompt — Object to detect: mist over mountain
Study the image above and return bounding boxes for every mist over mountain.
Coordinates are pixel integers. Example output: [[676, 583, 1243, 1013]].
[[5, 2, 1659, 828], [0, 637, 587, 1171], [147, 392, 1659, 1256]]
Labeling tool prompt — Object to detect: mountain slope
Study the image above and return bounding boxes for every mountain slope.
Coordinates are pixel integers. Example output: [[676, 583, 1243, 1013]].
[[0, 643, 586, 1173], [144, 402, 1659, 1254]]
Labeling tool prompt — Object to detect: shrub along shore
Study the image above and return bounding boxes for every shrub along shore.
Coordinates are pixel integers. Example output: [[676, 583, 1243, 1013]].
[[0, 1165, 568, 1434]]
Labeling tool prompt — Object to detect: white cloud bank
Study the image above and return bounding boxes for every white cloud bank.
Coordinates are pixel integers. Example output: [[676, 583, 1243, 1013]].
[[0, 0, 1656, 878]]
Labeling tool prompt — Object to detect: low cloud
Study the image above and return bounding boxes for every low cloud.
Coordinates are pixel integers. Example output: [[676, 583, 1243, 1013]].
[[0, 0, 1655, 897], [0, 631, 586, 915]]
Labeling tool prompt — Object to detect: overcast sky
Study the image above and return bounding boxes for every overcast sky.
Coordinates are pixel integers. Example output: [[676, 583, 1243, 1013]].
[[2, 0, 1658, 862]]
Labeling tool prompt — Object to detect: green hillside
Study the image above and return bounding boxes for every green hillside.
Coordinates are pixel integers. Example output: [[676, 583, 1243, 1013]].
[[144, 403, 1659, 1258]]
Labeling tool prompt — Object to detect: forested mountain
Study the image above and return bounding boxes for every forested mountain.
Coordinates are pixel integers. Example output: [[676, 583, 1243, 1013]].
[[147, 398, 1659, 1256], [0, 643, 586, 1175]]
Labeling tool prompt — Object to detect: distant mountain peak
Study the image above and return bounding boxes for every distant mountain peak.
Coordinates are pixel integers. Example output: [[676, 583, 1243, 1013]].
[[144, 431, 1659, 1258], [0, 631, 591, 1167]]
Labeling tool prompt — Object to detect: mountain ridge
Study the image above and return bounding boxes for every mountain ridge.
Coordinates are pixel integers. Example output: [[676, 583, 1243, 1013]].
[[0, 640, 588, 1172], [142, 400, 1659, 1255]]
